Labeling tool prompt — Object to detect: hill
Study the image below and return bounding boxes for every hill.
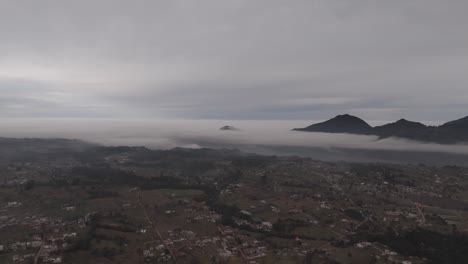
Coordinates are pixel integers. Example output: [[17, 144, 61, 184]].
[[373, 119, 434, 141], [220, 125, 239, 131], [293, 114, 373, 134]]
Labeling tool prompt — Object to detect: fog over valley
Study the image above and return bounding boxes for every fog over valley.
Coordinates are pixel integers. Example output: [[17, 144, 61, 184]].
[[2, 118, 468, 165]]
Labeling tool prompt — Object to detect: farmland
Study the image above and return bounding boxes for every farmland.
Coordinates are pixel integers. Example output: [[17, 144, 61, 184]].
[[0, 139, 468, 263]]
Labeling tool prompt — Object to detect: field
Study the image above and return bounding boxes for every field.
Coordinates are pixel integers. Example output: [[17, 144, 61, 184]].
[[0, 139, 468, 263]]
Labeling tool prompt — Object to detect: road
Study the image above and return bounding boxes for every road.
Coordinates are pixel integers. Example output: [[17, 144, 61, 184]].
[[136, 190, 178, 263]]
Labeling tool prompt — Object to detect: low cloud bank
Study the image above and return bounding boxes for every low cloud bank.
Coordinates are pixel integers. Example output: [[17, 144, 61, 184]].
[[1, 118, 468, 165]]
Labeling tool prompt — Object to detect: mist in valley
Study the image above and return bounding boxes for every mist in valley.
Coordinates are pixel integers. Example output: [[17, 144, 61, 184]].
[[1, 118, 468, 166]]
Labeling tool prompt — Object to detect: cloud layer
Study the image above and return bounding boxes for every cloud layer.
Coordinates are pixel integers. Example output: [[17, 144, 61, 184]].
[[2, 118, 468, 165], [1, 1, 468, 121]]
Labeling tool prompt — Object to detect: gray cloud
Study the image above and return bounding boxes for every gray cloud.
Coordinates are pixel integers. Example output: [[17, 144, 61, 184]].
[[0, 0, 468, 122]]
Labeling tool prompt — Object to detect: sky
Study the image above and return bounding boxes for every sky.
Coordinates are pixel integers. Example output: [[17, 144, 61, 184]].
[[1, 0, 468, 123]]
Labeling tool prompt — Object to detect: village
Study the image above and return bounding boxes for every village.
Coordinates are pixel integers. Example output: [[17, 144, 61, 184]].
[[0, 145, 467, 263]]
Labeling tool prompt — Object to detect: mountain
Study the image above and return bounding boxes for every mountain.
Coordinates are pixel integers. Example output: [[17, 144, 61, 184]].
[[440, 116, 468, 129], [294, 114, 468, 144], [373, 119, 433, 140], [220, 125, 239, 131], [435, 116, 468, 143], [293, 114, 373, 134]]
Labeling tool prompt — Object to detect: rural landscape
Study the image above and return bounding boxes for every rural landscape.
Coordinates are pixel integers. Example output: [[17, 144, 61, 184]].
[[2, 1, 468, 263], [1, 138, 467, 264]]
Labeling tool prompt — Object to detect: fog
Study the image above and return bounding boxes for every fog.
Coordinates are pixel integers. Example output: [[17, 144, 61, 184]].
[[2, 118, 468, 165]]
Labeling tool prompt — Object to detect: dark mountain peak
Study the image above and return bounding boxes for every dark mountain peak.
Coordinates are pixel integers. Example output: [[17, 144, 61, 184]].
[[220, 125, 239, 131], [293, 114, 373, 134], [337, 113, 352, 117], [379, 118, 427, 128], [334, 113, 360, 120], [373, 118, 430, 140], [442, 116, 468, 127], [330, 114, 371, 124], [393, 118, 416, 126], [436, 116, 468, 143]]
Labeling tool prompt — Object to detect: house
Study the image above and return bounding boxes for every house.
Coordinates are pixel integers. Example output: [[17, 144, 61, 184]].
[[240, 210, 252, 216]]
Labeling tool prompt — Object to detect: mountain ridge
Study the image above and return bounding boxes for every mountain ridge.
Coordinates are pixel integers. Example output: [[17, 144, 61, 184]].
[[293, 114, 468, 144]]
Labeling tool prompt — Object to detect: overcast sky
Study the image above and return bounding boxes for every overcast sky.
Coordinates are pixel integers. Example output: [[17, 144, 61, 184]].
[[1, 0, 467, 123]]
